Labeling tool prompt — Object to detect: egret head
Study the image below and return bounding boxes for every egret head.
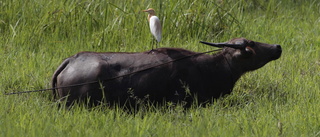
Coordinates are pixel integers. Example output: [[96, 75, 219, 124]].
[[143, 8, 156, 15]]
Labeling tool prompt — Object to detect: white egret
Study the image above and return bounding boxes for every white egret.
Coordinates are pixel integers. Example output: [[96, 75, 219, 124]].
[[143, 8, 162, 49]]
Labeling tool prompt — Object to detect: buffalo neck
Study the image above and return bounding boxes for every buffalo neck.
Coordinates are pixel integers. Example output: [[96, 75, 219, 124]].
[[203, 51, 244, 86]]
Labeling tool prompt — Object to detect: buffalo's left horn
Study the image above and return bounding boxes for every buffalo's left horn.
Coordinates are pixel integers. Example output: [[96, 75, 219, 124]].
[[200, 41, 245, 49]]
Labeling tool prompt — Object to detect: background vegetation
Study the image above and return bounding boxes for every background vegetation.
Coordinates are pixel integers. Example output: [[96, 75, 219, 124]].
[[0, 0, 319, 136]]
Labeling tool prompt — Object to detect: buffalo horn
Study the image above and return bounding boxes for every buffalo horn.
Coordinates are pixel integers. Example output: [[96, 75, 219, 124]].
[[200, 41, 245, 49]]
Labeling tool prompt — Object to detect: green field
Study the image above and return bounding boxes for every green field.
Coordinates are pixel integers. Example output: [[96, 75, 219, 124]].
[[1, 0, 319, 136]]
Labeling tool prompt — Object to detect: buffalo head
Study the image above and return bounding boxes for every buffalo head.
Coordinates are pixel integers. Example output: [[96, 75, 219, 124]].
[[200, 38, 282, 71]]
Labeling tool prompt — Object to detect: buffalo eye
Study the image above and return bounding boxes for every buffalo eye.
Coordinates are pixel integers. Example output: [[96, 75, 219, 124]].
[[248, 41, 255, 47]]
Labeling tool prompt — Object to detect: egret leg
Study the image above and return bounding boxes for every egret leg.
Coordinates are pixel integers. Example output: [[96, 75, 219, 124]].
[[147, 39, 157, 54], [152, 38, 155, 50], [156, 41, 159, 49]]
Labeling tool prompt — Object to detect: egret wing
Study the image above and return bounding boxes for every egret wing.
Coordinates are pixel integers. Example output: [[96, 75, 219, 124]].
[[149, 16, 162, 42]]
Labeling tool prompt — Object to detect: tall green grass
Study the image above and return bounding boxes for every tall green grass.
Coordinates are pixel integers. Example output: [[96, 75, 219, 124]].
[[1, 0, 319, 136]]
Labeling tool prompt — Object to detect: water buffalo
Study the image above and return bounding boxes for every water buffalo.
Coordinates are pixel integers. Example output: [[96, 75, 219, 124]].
[[52, 38, 282, 107]]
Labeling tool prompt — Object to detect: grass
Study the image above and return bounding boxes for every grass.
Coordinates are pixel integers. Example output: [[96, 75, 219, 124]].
[[1, 0, 319, 136]]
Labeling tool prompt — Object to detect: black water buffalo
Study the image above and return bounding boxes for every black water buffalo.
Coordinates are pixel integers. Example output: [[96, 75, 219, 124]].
[[52, 38, 282, 107]]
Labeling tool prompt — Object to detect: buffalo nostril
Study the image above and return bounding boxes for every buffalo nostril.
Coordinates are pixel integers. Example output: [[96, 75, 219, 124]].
[[275, 44, 282, 56]]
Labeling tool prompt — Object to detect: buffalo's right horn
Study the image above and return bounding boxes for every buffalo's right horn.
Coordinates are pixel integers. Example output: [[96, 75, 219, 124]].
[[200, 41, 245, 49]]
